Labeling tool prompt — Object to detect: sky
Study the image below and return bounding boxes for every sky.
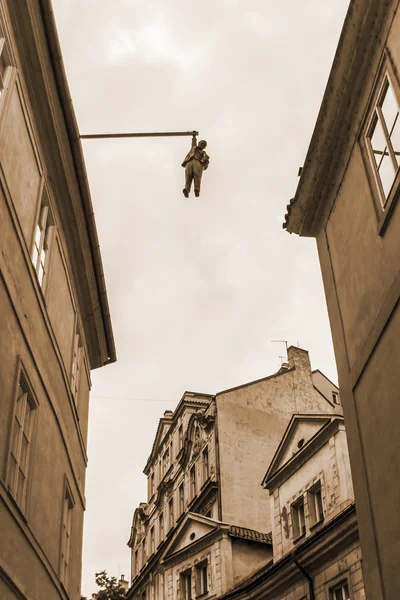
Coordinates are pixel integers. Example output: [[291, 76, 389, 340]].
[[52, 1, 349, 596]]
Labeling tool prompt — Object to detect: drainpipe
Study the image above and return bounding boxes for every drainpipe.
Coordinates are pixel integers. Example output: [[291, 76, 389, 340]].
[[291, 551, 314, 600]]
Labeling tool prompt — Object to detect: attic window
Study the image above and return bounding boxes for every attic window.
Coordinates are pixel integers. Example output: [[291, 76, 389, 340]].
[[308, 481, 324, 526], [297, 438, 305, 449], [332, 392, 340, 405], [190, 532, 196, 541]]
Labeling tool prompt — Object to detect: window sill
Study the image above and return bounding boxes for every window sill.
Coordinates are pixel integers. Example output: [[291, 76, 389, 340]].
[[378, 168, 400, 236], [292, 532, 306, 543], [309, 517, 324, 531]]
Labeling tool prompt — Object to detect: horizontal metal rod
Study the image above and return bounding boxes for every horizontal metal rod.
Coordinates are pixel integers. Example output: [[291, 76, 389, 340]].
[[80, 130, 199, 140]]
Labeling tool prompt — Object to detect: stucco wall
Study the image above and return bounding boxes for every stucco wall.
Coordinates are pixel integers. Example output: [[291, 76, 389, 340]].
[[273, 429, 354, 561], [231, 538, 272, 587], [216, 348, 337, 533], [0, 23, 92, 600]]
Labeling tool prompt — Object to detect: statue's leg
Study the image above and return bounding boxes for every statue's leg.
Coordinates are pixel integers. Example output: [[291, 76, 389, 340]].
[[193, 161, 203, 197], [183, 163, 193, 197]]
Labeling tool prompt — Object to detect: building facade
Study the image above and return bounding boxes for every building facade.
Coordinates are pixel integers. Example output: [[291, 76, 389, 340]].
[[284, 1, 400, 598], [0, 2, 115, 599], [126, 348, 341, 599], [220, 414, 364, 600]]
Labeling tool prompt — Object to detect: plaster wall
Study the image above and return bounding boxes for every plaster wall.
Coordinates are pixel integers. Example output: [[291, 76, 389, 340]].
[[231, 538, 272, 587], [216, 348, 337, 533], [313, 9, 400, 599], [268, 542, 364, 600], [0, 28, 92, 600], [272, 429, 354, 561], [325, 144, 400, 369]]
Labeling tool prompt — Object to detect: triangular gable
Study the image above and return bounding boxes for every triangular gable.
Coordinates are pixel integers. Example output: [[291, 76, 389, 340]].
[[162, 513, 224, 560], [262, 414, 338, 486]]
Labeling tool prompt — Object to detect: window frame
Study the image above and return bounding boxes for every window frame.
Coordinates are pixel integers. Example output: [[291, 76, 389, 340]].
[[360, 50, 400, 235], [31, 191, 54, 292], [291, 495, 306, 541], [168, 496, 174, 531], [159, 512, 164, 544], [150, 526, 155, 555], [0, 35, 14, 114], [70, 322, 83, 403], [327, 576, 352, 600], [179, 481, 185, 514], [190, 465, 197, 500], [308, 480, 324, 527], [6, 363, 38, 517], [180, 568, 193, 600], [195, 560, 209, 597], [202, 446, 209, 485], [59, 478, 75, 590]]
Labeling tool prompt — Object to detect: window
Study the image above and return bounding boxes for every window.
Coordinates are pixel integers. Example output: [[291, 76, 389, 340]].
[[134, 550, 139, 576], [150, 526, 155, 554], [159, 512, 164, 543], [329, 580, 350, 600], [180, 569, 192, 600], [178, 424, 183, 450], [202, 447, 209, 484], [60, 483, 74, 588], [308, 481, 324, 526], [71, 327, 82, 401], [142, 538, 147, 566], [195, 561, 208, 596], [332, 391, 340, 405], [150, 473, 155, 497], [162, 448, 170, 477], [31, 197, 53, 287], [0, 37, 11, 101], [169, 497, 174, 530], [291, 496, 306, 540], [366, 75, 400, 205], [190, 465, 196, 499], [7, 373, 37, 513], [179, 482, 185, 514]]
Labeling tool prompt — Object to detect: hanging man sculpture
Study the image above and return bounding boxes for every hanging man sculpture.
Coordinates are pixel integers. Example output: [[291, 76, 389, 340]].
[[182, 135, 210, 197]]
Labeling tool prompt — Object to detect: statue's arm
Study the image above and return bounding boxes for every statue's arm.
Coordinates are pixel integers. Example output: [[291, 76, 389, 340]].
[[191, 135, 197, 148]]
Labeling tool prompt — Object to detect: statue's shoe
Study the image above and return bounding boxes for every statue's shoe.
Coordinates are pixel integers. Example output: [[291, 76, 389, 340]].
[[183, 189, 189, 198], [194, 190, 200, 197]]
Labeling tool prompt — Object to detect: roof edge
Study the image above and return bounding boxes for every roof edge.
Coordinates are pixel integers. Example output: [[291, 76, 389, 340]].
[[39, 0, 116, 366]]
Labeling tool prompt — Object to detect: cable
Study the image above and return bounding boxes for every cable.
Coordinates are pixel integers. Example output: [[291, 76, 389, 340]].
[[91, 395, 174, 403]]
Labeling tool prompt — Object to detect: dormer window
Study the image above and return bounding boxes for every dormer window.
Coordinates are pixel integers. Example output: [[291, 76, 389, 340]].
[[332, 391, 340, 405], [291, 496, 306, 540]]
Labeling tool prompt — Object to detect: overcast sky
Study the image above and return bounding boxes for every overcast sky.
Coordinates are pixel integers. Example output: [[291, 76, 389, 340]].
[[52, 1, 349, 596]]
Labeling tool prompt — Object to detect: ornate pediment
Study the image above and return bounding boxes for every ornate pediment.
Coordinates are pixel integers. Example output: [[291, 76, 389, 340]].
[[178, 410, 215, 469], [262, 414, 343, 488], [154, 477, 174, 508], [161, 513, 222, 562], [128, 502, 149, 547]]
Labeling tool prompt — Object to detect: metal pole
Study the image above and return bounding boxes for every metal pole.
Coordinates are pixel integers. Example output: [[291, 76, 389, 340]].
[[80, 130, 199, 140]]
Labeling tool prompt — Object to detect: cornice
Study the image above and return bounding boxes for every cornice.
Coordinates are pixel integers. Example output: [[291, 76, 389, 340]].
[[285, 0, 398, 237], [222, 504, 357, 599]]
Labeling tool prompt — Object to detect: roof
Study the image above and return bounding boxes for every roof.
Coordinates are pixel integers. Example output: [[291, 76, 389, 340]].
[[284, 0, 395, 237], [229, 526, 272, 544], [39, 1, 116, 366], [262, 413, 345, 489], [143, 392, 213, 473]]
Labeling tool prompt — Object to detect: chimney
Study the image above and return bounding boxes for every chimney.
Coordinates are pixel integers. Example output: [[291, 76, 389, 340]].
[[287, 346, 312, 375], [163, 410, 173, 419]]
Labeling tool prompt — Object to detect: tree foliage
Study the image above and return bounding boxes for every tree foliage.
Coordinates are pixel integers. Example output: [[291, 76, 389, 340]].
[[95, 570, 126, 600]]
